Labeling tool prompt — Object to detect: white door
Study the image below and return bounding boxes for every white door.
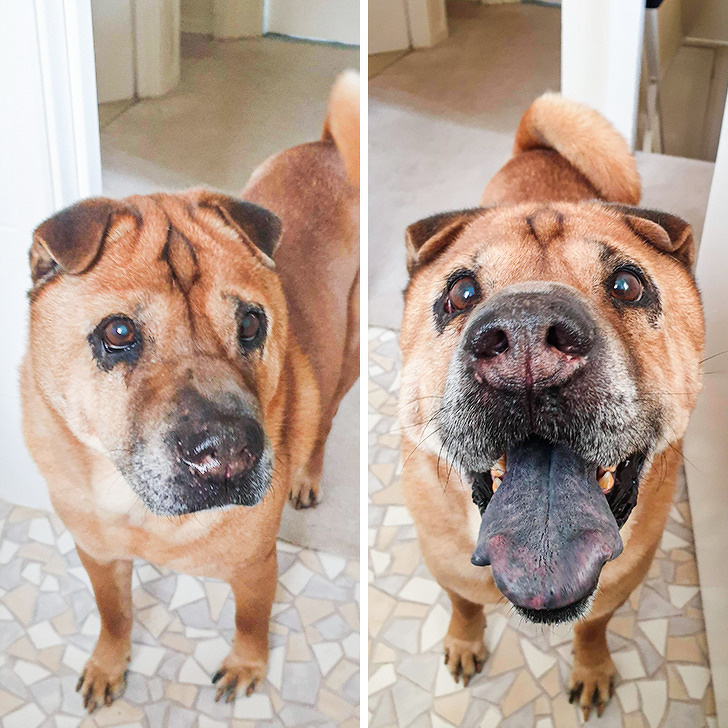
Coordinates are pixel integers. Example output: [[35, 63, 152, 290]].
[[265, 0, 359, 45], [0, 1, 102, 511]]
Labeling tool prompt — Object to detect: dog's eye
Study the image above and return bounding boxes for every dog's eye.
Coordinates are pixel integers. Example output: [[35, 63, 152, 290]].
[[445, 276, 478, 313], [239, 312, 261, 341], [608, 269, 643, 303], [101, 316, 137, 350], [237, 307, 266, 352]]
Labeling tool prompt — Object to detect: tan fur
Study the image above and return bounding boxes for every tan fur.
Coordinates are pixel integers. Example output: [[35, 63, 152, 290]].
[[482, 92, 641, 206], [323, 70, 360, 187], [399, 96, 703, 719], [22, 81, 359, 711]]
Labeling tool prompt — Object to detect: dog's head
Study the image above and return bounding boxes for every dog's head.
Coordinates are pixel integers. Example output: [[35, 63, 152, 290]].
[[28, 190, 287, 516], [399, 202, 704, 623]]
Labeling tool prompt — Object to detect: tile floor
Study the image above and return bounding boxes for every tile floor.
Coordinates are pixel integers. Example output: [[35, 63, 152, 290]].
[[368, 326, 716, 728], [0, 500, 359, 728]]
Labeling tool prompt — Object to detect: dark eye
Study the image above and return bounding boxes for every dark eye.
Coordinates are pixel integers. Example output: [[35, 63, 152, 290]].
[[608, 269, 643, 303], [101, 316, 137, 350], [239, 312, 261, 340], [445, 276, 478, 313], [237, 307, 266, 351]]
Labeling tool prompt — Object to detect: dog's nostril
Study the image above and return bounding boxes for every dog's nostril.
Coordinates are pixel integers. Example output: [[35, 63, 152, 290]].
[[546, 323, 588, 356], [474, 328, 509, 358]]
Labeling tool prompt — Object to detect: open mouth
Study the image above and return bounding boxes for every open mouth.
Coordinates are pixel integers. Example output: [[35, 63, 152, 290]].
[[469, 437, 645, 624]]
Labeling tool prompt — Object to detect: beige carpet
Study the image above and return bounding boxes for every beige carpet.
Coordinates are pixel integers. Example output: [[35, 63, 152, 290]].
[[100, 34, 359, 558], [369, 0, 715, 330]]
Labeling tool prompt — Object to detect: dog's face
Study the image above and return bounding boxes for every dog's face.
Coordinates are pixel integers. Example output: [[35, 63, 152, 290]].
[[28, 191, 287, 516], [399, 202, 704, 622]]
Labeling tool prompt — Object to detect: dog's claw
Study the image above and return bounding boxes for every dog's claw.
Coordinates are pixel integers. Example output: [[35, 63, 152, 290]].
[[77, 652, 129, 712], [569, 674, 613, 721], [211, 661, 264, 703], [443, 637, 486, 688], [569, 683, 583, 704], [216, 674, 239, 703], [289, 473, 321, 510], [83, 683, 94, 710]]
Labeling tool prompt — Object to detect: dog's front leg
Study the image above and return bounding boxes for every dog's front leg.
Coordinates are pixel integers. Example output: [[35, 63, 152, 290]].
[[75, 548, 133, 712], [569, 611, 615, 721], [212, 547, 277, 702], [443, 588, 486, 686]]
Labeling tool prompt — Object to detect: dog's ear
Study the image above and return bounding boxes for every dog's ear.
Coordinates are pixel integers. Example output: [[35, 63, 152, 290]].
[[30, 198, 119, 286], [406, 208, 486, 275], [600, 203, 695, 270], [202, 194, 282, 262]]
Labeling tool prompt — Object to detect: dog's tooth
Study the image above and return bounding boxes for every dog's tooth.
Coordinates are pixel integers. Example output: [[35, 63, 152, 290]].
[[597, 464, 617, 479], [490, 454, 506, 479], [492, 477, 502, 493], [598, 471, 614, 494]]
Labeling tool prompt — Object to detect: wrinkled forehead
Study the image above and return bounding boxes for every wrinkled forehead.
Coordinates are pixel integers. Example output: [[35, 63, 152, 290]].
[[432, 204, 648, 284], [90, 193, 271, 291]]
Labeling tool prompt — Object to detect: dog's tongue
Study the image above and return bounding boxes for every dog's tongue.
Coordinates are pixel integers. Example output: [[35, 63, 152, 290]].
[[471, 438, 623, 614]]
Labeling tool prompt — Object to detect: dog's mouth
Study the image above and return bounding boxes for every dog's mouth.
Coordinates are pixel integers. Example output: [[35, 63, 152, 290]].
[[469, 436, 645, 624]]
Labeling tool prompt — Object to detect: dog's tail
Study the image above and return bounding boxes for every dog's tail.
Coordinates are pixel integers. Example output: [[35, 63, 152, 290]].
[[482, 93, 641, 206], [322, 70, 360, 188]]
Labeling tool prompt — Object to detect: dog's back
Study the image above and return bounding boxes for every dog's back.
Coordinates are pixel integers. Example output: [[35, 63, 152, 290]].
[[481, 93, 641, 206], [242, 71, 360, 416]]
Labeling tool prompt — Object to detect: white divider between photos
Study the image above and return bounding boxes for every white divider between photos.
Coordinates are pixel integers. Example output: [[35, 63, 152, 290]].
[[0, 0, 102, 510]]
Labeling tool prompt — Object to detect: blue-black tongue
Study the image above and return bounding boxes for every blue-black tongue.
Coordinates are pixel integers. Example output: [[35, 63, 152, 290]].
[[471, 438, 623, 614]]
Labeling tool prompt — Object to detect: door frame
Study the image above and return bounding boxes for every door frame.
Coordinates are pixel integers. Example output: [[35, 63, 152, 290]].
[[0, 0, 101, 511]]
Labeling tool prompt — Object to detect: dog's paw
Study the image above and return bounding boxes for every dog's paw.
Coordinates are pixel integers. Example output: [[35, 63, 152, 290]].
[[76, 659, 128, 713], [212, 659, 266, 703], [568, 656, 616, 721], [289, 475, 320, 510], [443, 635, 486, 686]]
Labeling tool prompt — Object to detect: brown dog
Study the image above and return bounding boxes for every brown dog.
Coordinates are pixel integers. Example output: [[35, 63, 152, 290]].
[[398, 94, 703, 719], [21, 71, 359, 712]]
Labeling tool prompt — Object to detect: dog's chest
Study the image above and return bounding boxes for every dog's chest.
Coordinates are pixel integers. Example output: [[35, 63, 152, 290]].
[[79, 460, 226, 558]]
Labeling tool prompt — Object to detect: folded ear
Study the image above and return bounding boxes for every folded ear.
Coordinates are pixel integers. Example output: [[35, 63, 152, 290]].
[[406, 208, 486, 275], [200, 192, 282, 262], [31, 198, 119, 285], [600, 202, 695, 270]]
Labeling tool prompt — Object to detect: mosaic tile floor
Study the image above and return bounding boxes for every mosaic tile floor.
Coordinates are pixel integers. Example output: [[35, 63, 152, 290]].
[[0, 500, 359, 728], [368, 326, 717, 728]]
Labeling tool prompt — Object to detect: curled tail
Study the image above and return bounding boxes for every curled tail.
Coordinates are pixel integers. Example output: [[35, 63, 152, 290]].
[[323, 70, 360, 188], [482, 93, 641, 206]]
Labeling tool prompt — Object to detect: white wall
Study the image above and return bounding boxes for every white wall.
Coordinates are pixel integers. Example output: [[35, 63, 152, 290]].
[[181, 0, 263, 37], [368, 0, 410, 54], [561, 0, 645, 149], [92, 0, 181, 102], [265, 0, 359, 45], [0, 1, 102, 511], [181, 0, 214, 32], [407, 0, 448, 49], [91, 0, 134, 103], [369, 0, 447, 54]]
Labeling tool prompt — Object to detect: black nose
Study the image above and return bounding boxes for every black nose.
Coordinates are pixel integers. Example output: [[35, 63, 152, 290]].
[[177, 414, 264, 483], [172, 390, 265, 485], [465, 289, 596, 392]]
